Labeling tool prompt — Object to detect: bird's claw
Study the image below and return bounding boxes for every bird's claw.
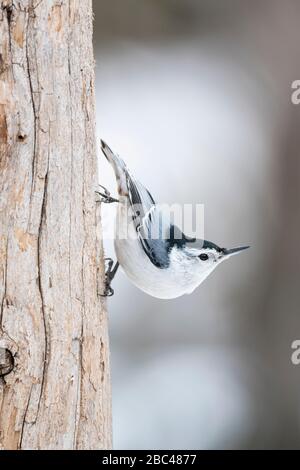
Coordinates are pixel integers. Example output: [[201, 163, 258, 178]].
[[100, 258, 119, 297], [95, 185, 119, 204], [104, 257, 114, 270], [101, 284, 114, 297]]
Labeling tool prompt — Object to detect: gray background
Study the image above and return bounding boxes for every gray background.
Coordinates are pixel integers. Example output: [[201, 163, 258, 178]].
[[93, 0, 300, 449]]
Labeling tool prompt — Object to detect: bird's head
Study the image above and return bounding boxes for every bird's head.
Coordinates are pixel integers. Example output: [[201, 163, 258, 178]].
[[192, 240, 249, 262], [178, 237, 250, 285], [166, 225, 249, 291]]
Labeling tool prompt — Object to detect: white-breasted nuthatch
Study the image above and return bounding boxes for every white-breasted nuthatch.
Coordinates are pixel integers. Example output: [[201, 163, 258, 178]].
[[99, 140, 249, 299]]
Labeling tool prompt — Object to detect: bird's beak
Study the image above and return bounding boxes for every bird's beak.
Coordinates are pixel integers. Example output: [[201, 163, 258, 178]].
[[221, 245, 250, 258]]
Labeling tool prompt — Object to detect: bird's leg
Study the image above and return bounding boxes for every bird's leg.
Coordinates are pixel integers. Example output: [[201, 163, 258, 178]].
[[100, 258, 120, 297], [95, 185, 119, 204]]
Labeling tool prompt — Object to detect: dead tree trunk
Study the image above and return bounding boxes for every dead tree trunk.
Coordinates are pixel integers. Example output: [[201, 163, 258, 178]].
[[0, 0, 112, 449]]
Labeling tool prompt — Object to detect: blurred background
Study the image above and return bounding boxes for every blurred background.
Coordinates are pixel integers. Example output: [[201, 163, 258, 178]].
[[93, 0, 300, 449]]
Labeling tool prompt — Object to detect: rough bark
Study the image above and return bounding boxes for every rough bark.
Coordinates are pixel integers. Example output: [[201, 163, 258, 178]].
[[0, 0, 112, 449]]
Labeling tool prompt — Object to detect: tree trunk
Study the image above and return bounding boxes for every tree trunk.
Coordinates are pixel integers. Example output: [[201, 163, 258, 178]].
[[0, 0, 112, 449]]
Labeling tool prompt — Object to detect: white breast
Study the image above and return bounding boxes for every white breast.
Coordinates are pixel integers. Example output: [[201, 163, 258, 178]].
[[114, 201, 205, 299]]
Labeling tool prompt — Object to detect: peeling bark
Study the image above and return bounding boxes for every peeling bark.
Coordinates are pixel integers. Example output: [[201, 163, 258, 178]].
[[0, 0, 112, 450]]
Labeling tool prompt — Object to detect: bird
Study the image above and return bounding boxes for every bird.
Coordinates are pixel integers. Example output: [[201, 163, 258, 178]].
[[99, 140, 249, 299]]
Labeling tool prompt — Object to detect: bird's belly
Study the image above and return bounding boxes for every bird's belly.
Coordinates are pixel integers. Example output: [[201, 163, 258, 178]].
[[114, 202, 202, 299], [115, 239, 169, 299], [115, 236, 201, 300]]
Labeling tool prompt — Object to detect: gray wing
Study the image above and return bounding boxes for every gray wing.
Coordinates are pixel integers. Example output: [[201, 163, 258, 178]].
[[126, 173, 170, 268]]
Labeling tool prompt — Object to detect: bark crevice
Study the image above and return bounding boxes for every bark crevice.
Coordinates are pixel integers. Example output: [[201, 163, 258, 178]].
[[25, 3, 38, 201], [35, 170, 49, 422], [19, 384, 33, 447]]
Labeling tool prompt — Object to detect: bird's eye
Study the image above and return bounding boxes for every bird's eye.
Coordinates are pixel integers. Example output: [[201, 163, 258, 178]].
[[199, 253, 209, 261]]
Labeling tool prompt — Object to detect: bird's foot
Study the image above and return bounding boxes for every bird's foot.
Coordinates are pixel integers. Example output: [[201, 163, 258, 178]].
[[95, 185, 119, 204], [101, 283, 114, 298], [100, 258, 120, 297]]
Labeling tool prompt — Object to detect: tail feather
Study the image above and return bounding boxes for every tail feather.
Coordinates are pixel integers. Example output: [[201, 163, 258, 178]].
[[100, 140, 128, 195]]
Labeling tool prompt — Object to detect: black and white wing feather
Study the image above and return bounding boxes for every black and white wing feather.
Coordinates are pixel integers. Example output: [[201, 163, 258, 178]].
[[101, 139, 182, 269], [126, 173, 171, 268]]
